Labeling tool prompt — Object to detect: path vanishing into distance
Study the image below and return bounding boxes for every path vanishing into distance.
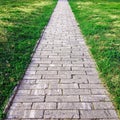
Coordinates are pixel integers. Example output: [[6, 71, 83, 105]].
[[6, 0, 119, 119]]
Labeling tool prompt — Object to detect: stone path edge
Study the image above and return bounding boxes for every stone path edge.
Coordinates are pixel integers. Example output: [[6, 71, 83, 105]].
[[3, 3, 57, 117]]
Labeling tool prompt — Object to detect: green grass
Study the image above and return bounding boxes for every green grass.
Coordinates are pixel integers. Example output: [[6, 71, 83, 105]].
[[69, 0, 120, 116], [0, 0, 57, 119]]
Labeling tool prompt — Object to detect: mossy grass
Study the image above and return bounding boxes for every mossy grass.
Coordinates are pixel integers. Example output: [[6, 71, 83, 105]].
[[69, 0, 120, 116], [0, 0, 57, 119]]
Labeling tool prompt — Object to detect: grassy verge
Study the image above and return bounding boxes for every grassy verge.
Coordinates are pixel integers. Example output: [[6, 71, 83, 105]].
[[0, 0, 57, 118], [69, 0, 120, 116]]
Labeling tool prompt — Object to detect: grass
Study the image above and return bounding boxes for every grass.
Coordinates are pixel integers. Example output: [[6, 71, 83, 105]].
[[0, 0, 57, 119], [69, 0, 120, 116]]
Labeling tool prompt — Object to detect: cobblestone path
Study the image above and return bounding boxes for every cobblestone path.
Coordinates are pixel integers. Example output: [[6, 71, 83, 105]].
[[6, 0, 119, 119]]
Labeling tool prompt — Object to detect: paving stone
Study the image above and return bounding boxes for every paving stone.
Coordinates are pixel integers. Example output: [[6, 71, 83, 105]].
[[23, 75, 42, 79], [87, 78, 101, 84], [80, 110, 118, 119], [32, 103, 56, 109], [80, 95, 110, 102], [52, 61, 71, 64], [31, 89, 45, 95], [63, 89, 91, 95], [35, 67, 48, 71], [91, 89, 108, 95], [36, 71, 57, 75], [48, 66, 71, 71], [19, 84, 48, 90], [10, 103, 32, 110], [44, 110, 79, 118], [28, 63, 39, 67], [71, 67, 88, 71], [25, 70, 36, 75], [83, 63, 96, 68], [7, 110, 43, 119], [31, 89, 62, 95], [22, 80, 36, 84], [46, 89, 62, 95], [48, 56, 61, 59], [70, 55, 86, 59], [78, 76, 100, 84], [36, 79, 59, 84], [39, 63, 61, 67], [58, 103, 92, 110], [16, 90, 31, 95], [60, 78, 88, 84], [58, 71, 86, 75], [42, 74, 71, 79], [63, 64, 84, 67], [93, 102, 114, 110], [31, 60, 52, 64], [72, 75, 87, 79], [46, 96, 79, 102], [49, 83, 79, 89], [85, 70, 98, 75], [40, 53, 57, 56], [13, 96, 44, 102], [79, 84, 104, 89]]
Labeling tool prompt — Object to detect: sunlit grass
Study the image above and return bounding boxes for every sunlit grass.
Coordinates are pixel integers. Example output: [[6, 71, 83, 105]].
[[69, 0, 120, 116], [0, 0, 53, 43], [0, 0, 57, 118]]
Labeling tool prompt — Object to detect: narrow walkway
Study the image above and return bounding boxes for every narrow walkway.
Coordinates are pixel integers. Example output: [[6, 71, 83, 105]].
[[6, 0, 119, 119]]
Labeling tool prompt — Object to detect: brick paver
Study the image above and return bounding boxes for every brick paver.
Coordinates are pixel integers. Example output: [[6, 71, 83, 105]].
[[6, 0, 119, 119]]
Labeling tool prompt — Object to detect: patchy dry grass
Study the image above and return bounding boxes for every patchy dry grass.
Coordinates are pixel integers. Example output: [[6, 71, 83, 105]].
[[0, 0, 57, 118], [69, 0, 120, 116]]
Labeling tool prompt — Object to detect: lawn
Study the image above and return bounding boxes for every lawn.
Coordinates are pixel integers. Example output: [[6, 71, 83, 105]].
[[0, 0, 57, 118], [69, 0, 120, 116]]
